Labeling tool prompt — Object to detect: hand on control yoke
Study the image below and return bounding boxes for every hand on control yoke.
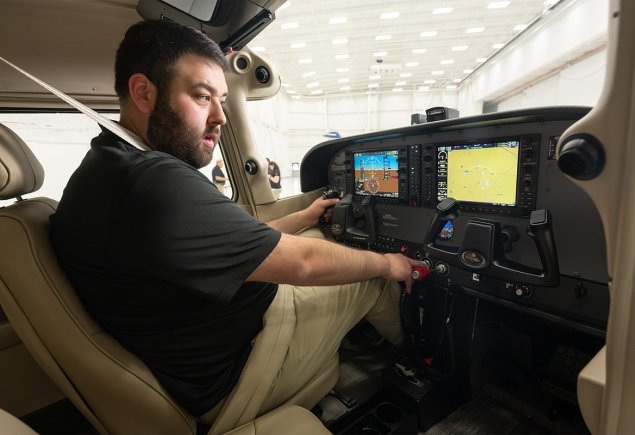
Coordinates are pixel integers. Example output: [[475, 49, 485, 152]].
[[383, 253, 423, 294], [306, 196, 340, 226]]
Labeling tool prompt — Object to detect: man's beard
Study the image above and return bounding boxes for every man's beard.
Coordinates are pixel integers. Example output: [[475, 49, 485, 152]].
[[147, 93, 214, 169]]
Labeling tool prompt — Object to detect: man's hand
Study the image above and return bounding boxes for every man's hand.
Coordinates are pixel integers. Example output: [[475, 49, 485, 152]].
[[303, 196, 340, 227], [382, 253, 422, 294]]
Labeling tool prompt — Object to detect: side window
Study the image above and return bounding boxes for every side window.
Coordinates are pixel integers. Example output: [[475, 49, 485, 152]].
[[204, 143, 234, 199], [0, 112, 235, 206], [0, 112, 108, 206]]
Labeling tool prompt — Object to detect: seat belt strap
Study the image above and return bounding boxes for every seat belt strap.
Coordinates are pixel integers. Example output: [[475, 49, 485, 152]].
[[0, 55, 150, 151]]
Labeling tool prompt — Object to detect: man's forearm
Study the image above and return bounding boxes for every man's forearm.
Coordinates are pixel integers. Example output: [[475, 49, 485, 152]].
[[267, 209, 310, 234]]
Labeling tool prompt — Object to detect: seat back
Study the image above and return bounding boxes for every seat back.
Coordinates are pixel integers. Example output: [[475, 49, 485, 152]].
[[0, 123, 196, 434]]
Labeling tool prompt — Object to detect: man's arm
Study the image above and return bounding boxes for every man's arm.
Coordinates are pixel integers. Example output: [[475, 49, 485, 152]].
[[247, 232, 420, 293], [267, 197, 338, 234]]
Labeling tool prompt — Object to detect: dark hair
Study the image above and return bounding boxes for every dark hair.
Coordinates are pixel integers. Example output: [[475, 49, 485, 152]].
[[114, 19, 228, 100]]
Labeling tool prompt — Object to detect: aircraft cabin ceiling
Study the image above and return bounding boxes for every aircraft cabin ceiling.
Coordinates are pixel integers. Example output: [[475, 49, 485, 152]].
[[248, 0, 606, 97]]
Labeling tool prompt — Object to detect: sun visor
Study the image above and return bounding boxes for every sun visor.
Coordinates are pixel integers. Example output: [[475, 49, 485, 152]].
[[136, 0, 274, 52]]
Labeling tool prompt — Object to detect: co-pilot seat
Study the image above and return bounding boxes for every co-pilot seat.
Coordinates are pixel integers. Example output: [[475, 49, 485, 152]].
[[0, 123, 336, 435]]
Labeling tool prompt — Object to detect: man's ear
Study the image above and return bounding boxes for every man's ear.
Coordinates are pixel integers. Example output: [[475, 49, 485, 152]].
[[127, 73, 157, 114]]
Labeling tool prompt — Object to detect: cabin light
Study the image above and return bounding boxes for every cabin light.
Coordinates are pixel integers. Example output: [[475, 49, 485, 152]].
[[392, 88, 403, 92], [440, 59, 455, 65], [488, 1, 510, 9], [446, 85, 458, 89], [368, 83, 379, 88], [306, 82, 319, 88], [463, 69, 474, 74], [329, 16, 347, 24], [405, 62, 419, 67], [412, 48, 427, 54], [338, 78, 350, 83], [424, 80, 436, 84], [251, 46, 266, 52], [400, 73, 412, 78], [376, 35, 392, 41], [302, 71, 316, 78], [340, 86, 351, 91], [290, 42, 306, 49], [373, 51, 388, 57], [476, 57, 487, 63], [418, 86, 430, 91], [514, 24, 528, 31], [452, 45, 468, 51], [466, 27, 485, 33], [298, 58, 312, 64], [332, 38, 349, 45], [335, 54, 349, 60], [420, 31, 438, 38], [310, 89, 323, 95], [395, 81, 407, 86], [281, 22, 299, 30], [432, 7, 453, 14], [380, 11, 399, 20], [369, 74, 381, 80], [337, 67, 349, 73], [493, 43, 505, 49], [431, 70, 444, 75]]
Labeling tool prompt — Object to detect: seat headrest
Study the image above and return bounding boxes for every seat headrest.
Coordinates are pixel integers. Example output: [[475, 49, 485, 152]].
[[0, 123, 44, 200]]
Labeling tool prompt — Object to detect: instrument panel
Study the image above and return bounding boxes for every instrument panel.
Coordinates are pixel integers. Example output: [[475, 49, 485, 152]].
[[301, 107, 609, 336]]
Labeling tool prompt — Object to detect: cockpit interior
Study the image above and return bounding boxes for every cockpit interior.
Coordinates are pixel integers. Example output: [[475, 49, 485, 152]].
[[1, 0, 634, 434]]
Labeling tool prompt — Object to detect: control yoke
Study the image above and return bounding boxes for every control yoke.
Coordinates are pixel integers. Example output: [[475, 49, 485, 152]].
[[423, 198, 560, 286]]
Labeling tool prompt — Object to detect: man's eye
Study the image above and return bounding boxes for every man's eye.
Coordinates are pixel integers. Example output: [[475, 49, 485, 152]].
[[199, 95, 211, 102]]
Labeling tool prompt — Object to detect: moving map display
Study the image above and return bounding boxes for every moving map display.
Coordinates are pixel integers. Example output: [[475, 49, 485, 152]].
[[353, 149, 400, 198], [436, 140, 520, 206]]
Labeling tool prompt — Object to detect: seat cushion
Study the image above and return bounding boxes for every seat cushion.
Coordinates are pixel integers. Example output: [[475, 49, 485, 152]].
[[224, 405, 331, 435]]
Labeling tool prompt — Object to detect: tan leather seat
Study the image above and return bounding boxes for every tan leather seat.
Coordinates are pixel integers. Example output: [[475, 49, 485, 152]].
[[0, 123, 335, 435], [0, 408, 37, 435]]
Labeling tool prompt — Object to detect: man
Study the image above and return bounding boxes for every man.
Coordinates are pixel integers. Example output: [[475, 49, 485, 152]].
[[50, 20, 420, 420], [212, 158, 227, 191]]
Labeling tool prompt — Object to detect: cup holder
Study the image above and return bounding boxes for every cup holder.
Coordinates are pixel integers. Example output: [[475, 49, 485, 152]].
[[375, 402, 403, 425]]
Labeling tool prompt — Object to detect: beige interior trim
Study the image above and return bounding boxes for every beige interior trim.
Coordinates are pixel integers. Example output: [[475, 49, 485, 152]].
[[557, 1, 635, 433]]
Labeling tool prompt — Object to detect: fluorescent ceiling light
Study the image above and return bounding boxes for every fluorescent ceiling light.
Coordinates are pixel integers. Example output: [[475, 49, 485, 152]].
[[281, 22, 299, 30], [291, 95, 300, 99], [412, 48, 427, 54], [418, 86, 430, 91], [380, 11, 400, 20], [329, 16, 347, 24], [336, 67, 349, 73], [290, 42, 306, 49], [311, 90, 323, 95], [440, 59, 455, 65], [452, 45, 468, 51], [332, 38, 348, 44], [338, 78, 350, 83], [395, 81, 407, 86], [369, 74, 381, 80], [368, 83, 379, 88], [392, 88, 403, 92], [335, 54, 349, 60], [463, 69, 474, 74], [340, 86, 351, 91], [373, 51, 388, 57], [476, 57, 487, 63], [281, 83, 290, 88], [286, 90, 296, 94], [302, 71, 316, 78], [400, 73, 412, 78], [420, 31, 438, 38], [446, 85, 458, 89], [306, 82, 319, 88], [251, 46, 266, 52], [424, 79, 436, 84], [376, 35, 392, 41], [492, 43, 505, 49], [488, 1, 510, 9], [514, 24, 528, 31], [431, 70, 444, 75], [298, 58, 312, 64], [432, 7, 453, 14], [466, 27, 485, 33], [405, 61, 419, 67]]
